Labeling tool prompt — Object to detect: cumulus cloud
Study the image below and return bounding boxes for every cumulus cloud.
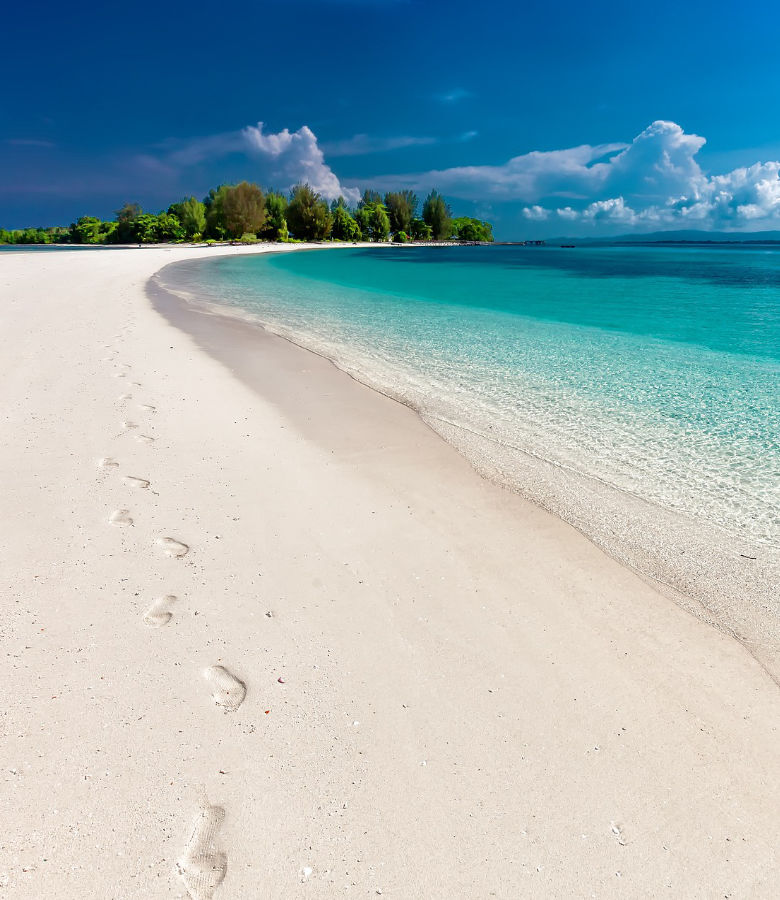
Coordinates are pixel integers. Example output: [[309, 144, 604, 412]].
[[522, 205, 549, 221], [152, 122, 359, 202], [545, 125, 780, 229], [371, 120, 780, 231], [241, 123, 359, 201]]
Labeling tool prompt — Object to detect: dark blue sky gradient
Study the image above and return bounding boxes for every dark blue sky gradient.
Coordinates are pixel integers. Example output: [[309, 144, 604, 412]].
[[2, 0, 779, 235]]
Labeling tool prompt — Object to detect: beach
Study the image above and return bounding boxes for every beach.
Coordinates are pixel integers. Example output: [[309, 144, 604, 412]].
[[2, 244, 779, 897]]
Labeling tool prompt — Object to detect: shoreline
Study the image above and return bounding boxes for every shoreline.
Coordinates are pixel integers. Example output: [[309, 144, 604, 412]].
[[2, 244, 779, 897], [153, 252, 780, 682]]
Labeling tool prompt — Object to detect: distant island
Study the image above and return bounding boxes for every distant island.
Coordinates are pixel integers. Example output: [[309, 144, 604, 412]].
[[0, 183, 494, 246]]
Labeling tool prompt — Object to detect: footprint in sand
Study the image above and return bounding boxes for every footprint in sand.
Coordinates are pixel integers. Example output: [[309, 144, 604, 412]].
[[97, 457, 119, 469], [123, 475, 151, 490], [176, 799, 227, 900], [142, 594, 176, 627], [156, 536, 189, 558], [203, 665, 246, 711], [610, 822, 628, 846], [135, 434, 155, 445], [109, 509, 133, 527]]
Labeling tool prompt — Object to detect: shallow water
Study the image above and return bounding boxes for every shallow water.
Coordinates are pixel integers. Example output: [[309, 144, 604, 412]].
[[159, 244, 780, 672]]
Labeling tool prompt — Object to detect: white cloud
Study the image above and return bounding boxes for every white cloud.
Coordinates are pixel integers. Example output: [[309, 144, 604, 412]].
[[241, 123, 359, 202], [522, 205, 549, 221], [604, 120, 707, 202], [369, 140, 627, 201], [581, 197, 638, 224], [370, 120, 780, 231], [152, 122, 359, 203], [551, 129, 780, 229]]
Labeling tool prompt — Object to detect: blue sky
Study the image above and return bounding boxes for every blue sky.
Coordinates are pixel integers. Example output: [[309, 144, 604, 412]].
[[3, 0, 780, 237]]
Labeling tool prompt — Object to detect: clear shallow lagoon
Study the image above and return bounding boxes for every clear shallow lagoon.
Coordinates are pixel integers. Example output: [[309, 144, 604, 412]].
[[160, 244, 780, 662]]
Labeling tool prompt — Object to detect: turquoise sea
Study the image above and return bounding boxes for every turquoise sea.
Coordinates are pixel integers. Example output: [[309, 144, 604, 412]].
[[161, 244, 780, 657]]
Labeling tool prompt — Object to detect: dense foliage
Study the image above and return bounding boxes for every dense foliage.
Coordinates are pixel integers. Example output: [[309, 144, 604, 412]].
[[450, 217, 494, 242], [355, 191, 390, 243], [422, 190, 452, 241], [384, 190, 417, 235], [286, 184, 333, 241], [222, 182, 266, 239], [1, 182, 494, 245], [331, 198, 361, 241], [259, 192, 289, 242], [169, 197, 206, 239]]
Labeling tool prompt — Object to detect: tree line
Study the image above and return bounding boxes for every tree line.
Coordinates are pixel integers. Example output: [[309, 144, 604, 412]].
[[0, 183, 493, 245]]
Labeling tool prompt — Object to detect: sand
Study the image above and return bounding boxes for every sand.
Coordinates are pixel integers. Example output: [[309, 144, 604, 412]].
[[1, 244, 778, 898]]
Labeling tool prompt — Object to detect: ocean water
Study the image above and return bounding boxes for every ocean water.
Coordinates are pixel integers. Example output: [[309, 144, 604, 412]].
[[160, 245, 780, 664]]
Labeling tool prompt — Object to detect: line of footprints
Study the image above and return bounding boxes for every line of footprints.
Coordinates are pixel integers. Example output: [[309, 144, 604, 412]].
[[100, 346, 237, 899]]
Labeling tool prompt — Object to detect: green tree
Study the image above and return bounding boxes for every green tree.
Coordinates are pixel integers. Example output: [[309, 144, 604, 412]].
[[355, 199, 390, 242], [422, 190, 452, 240], [116, 202, 142, 221], [132, 213, 161, 243], [410, 218, 433, 241], [330, 196, 352, 213], [70, 216, 103, 244], [368, 203, 390, 242], [154, 212, 185, 242], [222, 181, 266, 239], [331, 203, 361, 241], [384, 190, 417, 235], [112, 202, 142, 242], [359, 189, 382, 208], [50, 226, 71, 243], [124, 212, 182, 244], [451, 216, 494, 242], [15, 227, 50, 244], [259, 192, 289, 241], [204, 185, 230, 240], [286, 184, 333, 240], [0, 181, 494, 247], [99, 221, 118, 242], [169, 197, 206, 238]]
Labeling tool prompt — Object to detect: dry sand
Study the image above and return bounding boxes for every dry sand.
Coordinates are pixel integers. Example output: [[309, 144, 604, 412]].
[[1, 244, 778, 898]]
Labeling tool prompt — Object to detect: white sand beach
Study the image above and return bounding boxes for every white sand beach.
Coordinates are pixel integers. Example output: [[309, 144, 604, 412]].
[[1, 245, 778, 898]]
